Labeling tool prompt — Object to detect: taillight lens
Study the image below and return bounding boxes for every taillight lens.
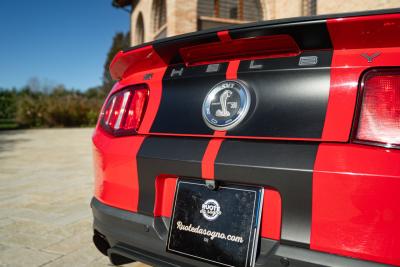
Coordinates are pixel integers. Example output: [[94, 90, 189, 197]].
[[100, 85, 149, 136], [354, 69, 400, 148]]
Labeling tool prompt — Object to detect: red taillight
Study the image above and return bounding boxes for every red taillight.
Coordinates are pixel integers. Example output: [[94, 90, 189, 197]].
[[100, 86, 149, 136], [123, 89, 148, 130], [354, 69, 400, 148]]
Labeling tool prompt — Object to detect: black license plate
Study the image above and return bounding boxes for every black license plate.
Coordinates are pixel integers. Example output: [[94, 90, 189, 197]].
[[167, 179, 264, 267]]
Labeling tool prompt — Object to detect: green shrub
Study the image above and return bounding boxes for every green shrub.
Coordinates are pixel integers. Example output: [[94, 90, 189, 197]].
[[8, 87, 104, 128], [16, 93, 47, 127]]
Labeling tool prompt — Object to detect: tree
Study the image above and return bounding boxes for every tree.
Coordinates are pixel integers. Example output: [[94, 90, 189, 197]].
[[102, 32, 131, 94], [26, 77, 56, 94], [0, 88, 17, 120]]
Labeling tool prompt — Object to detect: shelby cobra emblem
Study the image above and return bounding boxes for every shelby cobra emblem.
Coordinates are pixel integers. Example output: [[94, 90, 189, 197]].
[[202, 80, 251, 130], [200, 199, 222, 221]]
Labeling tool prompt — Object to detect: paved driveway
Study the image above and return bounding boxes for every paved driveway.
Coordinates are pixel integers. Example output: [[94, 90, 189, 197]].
[[0, 129, 149, 267]]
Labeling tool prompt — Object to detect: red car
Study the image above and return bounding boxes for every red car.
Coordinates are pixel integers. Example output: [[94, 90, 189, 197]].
[[91, 9, 400, 267]]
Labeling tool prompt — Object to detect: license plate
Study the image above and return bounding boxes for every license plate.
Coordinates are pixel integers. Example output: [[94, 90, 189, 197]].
[[167, 179, 264, 267]]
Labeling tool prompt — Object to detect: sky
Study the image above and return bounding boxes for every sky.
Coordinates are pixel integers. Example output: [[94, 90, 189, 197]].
[[0, 0, 130, 90]]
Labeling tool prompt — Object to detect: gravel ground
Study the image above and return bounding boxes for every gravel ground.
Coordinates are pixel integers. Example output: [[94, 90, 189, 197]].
[[0, 128, 150, 267]]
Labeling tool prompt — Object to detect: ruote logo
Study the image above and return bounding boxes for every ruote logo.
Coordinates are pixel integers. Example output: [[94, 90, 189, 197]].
[[200, 199, 222, 221]]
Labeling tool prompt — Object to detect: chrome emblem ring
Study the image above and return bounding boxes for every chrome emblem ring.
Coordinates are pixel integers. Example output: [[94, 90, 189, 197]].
[[202, 80, 251, 131]]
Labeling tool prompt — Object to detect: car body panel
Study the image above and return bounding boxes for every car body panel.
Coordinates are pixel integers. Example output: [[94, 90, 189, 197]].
[[92, 9, 400, 266]]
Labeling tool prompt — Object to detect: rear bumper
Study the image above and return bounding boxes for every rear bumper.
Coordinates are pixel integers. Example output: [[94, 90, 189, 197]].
[[91, 197, 390, 267]]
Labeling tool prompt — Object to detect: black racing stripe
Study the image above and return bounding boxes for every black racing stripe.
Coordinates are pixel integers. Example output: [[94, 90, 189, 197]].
[[150, 51, 331, 138], [214, 139, 319, 247], [229, 20, 332, 50], [150, 63, 228, 135], [136, 136, 209, 215], [230, 50, 332, 138]]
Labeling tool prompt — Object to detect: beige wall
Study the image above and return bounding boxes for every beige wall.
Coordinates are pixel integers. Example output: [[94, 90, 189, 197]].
[[167, 0, 197, 36], [130, 0, 198, 45], [317, 0, 400, 14], [131, 0, 152, 45], [129, 0, 400, 46], [264, 0, 302, 20]]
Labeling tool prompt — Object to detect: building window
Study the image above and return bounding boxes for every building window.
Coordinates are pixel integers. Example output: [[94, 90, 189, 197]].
[[152, 0, 167, 39], [134, 13, 145, 44], [229, 6, 238, 19], [198, 0, 263, 30], [302, 0, 317, 16]]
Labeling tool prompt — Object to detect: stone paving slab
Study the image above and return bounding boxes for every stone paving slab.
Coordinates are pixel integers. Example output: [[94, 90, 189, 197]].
[[0, 129, 150, 267]]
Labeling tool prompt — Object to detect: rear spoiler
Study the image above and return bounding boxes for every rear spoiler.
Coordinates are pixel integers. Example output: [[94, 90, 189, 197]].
[[110, 8, 400, 80]]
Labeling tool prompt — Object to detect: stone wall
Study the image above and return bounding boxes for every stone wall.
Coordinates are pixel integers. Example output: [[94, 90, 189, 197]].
[[317, 0, 399, 14], [130, 0, 197, 45]]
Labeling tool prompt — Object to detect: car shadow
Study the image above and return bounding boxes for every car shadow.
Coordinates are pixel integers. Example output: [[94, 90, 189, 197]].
[[0, 130, 30, 153]]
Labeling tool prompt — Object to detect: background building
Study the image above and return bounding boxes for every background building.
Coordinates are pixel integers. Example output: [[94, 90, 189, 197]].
[[112, 0, 400, 46]]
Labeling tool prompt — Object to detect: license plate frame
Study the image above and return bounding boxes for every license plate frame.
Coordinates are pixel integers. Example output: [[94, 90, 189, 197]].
[[167, 179, 264, 267]]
